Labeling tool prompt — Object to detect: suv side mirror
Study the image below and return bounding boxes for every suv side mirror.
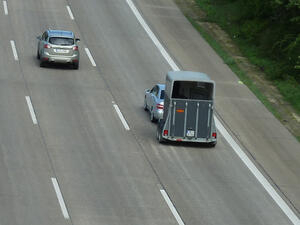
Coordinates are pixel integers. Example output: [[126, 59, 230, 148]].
[[75, 38, 80, 42], [37, 36, 42, 40]]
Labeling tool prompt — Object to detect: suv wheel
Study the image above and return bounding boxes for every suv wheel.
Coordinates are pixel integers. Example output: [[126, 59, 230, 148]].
[[40, 61, 45, 67], [37, 49, 40, 59], [73, 62, 79, 70], [209, 142, 217, 148], [143, 99, 148, 111], [150, 110, 157, 122]]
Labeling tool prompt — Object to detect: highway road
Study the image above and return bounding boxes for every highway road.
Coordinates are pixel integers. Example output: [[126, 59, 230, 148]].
[[0, 0, 299, 224]]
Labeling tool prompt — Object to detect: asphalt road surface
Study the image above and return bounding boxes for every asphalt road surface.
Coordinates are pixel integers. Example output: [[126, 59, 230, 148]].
[[0, 0, 299, 224]]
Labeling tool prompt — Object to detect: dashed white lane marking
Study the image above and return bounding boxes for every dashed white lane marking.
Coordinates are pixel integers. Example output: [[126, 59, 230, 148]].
[[66, 5, 74, 20], [160, 189, 185, 225], [113, 103, 130, 131], [10, 40, 18, 61], [51, 178, 70, 219], [127, 0, 300, 224], [3, 1, 8, 15], [84, 47, 96, 67], [126, 0, 179, 71], [25, 96, 38, 125]]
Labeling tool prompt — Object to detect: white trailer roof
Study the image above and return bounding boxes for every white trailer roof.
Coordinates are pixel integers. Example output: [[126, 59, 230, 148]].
[[167, 71, 213, 83]]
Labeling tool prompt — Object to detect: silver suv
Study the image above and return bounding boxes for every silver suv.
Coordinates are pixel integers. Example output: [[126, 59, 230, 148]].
[[37, 30, 80, 69]]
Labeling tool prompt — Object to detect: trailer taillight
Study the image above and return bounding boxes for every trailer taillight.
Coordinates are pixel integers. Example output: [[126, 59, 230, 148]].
[[212, 132, 217, 138], [163, 130, 168, 136]]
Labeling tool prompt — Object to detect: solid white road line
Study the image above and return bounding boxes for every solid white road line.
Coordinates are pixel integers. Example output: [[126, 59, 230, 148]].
[[84, 47, 97, 67], [127, 1, 300, 224], [66, 5, 74, 20], [126, 0, 180, 71], [51, 177, 70, 219], [3, 1, 8, 15], [113, 103, 130, 131], [10, 40, 18, 61], [215, 117, 300, 225], [25, 96, 38, 125], [160, 189, 185, 225]]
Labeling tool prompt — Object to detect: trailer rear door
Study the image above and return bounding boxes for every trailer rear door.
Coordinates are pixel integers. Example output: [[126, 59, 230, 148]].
[[170, 99, 213, 139]]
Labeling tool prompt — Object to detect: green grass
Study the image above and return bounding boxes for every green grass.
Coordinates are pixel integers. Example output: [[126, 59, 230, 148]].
[[192, 0, 300, 115], [236, 41, 300, 114], [275, 79, 300, 112], [186, 16, 282, 120]]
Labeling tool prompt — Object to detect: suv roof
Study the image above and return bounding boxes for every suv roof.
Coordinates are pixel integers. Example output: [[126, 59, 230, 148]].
[[47, 30, 74, 38]]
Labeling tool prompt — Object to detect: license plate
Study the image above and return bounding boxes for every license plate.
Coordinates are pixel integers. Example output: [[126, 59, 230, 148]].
[[55, 49, 68, 53], [186, 130, 195, 137]]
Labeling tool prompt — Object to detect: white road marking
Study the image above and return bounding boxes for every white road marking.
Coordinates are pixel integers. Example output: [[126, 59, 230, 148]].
[[113, 103, 130, 131], [25, 96, 38, 125], [51, 177, 70, 219], [84, 47, 96, 67], [3, 0, 8, 15], [127, 1, 300, 224], [126, 0, 180, 71], [66, 5, 74, 20], [10, 40, 18, 61], [160, 189, 185, 225], [215, 117, 300, 225]]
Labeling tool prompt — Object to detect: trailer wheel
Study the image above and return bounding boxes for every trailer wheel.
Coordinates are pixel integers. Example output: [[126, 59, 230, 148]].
[[209, 142, 217, 148], [156, 130, 165, 143]]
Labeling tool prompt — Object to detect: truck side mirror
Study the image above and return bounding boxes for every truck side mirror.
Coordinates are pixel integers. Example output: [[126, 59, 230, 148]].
[[75, 38, 80, 42]]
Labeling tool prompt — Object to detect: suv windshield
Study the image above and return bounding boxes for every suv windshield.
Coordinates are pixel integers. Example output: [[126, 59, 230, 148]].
[[49, 37, 74, 46]]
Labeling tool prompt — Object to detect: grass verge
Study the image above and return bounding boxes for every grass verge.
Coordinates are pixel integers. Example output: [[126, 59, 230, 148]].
[[193, 0, 300, 115], [186, 16, 282, 121]]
